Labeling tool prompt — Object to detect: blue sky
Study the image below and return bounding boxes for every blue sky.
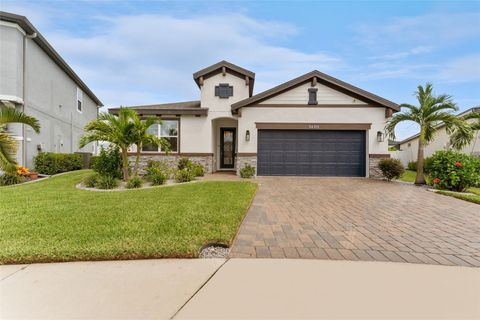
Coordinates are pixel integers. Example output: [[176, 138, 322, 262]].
[[2, 0, 480, 139]]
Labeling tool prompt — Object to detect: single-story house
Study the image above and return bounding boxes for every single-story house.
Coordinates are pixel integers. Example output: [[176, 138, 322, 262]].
[[394, 107, 480, 166], [109, 60, 400, 177]]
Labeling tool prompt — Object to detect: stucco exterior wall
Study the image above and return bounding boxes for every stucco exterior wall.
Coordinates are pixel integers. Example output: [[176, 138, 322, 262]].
[[237, 106, 388, 155], [0, 23, 24, 102], [259, 82, 368, 105], [0, 21, 99, 167], [180, 116, 211, 152], [395, 122, 480, 166], [200, 72, 249, 114]]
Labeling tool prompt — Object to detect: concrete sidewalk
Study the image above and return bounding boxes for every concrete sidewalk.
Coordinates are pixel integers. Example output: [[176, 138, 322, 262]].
[[177, 259, 480, 319], [1, 259, 479, 319], [0, 259, 224, 319]]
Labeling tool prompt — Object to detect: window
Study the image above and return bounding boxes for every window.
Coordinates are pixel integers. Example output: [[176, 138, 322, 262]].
[[215, 83, 233, 98], [76, 88, 83, 112], [142, 120, 179, 152], [308, 88, 318, 105]]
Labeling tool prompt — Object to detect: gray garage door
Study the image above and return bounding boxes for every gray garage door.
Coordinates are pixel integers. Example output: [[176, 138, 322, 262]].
[[257, 130, 366, 176]]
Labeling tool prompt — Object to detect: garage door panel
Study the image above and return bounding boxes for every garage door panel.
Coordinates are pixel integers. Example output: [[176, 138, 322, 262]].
[[257, 130, 366, 177]]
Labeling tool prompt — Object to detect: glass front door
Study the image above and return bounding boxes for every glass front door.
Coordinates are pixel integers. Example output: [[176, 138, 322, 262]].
[[220, 128, 236, 169]]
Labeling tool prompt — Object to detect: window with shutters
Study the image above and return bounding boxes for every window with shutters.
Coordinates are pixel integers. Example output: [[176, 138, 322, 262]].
[[215, 83, 234, 98], [308, 88, 318, 105]]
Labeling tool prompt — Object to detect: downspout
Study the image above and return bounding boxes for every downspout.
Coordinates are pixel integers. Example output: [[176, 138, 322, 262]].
[[22, 31, 37, 166]]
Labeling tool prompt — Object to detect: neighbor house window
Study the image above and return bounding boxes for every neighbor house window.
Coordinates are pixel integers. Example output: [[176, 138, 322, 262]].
[[142, 120, 179, 152], [76, 88, 83, 112], [215, 83, 233, 98], [308, 88, 318, 105]]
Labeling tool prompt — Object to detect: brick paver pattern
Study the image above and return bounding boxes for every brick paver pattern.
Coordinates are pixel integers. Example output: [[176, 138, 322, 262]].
[[230, 177, 480, 267]]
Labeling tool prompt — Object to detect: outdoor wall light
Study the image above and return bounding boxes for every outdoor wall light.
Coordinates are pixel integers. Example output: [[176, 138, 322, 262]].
[[245, 130, 250, 142], [377, 131, 384, 142]]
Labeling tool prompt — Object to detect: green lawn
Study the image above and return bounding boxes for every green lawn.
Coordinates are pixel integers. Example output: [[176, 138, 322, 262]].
[[437, 187, 480, 205], [0, 170, 257, 264], [399, 170, 416, 183]]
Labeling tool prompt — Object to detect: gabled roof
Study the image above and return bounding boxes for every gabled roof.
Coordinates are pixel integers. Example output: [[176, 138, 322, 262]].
[[193, 60, 255, 96], [398, 106, 480, 145], [0, 11, 103, 106], [231, 70, 400, 113], [109, 101, 208, 116]]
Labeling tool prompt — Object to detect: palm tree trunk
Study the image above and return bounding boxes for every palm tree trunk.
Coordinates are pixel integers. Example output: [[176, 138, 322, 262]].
[[121, 148, 129, 181], [415, 132, 426, 185], [134, 143, 141, 176]]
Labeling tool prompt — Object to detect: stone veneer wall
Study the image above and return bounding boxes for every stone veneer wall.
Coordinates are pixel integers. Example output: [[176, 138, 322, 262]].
[[368, 155, 389, 178], [129, 154, 214, 175], [236, 155, 257, 176]]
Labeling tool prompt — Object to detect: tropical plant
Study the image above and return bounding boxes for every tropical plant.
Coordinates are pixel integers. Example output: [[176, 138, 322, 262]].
[[126, 176, 144, 189], [386, 83, 467, 185], [130, 115, 170, 176], [0, 105, 40, 172], [175, 168, 195, 183], [80, 107, 137, 180], [449, 110, 480, 150], [89, 147, 122, 178], [428, 150, 480, 192]]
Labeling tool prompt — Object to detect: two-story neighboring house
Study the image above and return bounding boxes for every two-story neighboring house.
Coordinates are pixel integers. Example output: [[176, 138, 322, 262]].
[[110, 60, 400, 177], [0, 11, 102, 168]]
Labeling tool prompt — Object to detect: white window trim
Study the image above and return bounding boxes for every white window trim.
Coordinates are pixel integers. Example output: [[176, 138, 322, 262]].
[[142, 120, 179, 153], [76, 88, 83, 113]]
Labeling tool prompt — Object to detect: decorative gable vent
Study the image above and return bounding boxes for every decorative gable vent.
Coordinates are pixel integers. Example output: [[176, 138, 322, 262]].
[[308, 88, 318, 105], [215, 83, 234, 99]]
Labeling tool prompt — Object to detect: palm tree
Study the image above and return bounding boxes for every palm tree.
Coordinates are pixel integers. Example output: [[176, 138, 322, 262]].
[[130, 114, 170, 176], [0, 105, 40, 172], [80, 107, 137, 180], [449, 110, 480, 150], [386, 83, 467, 185]]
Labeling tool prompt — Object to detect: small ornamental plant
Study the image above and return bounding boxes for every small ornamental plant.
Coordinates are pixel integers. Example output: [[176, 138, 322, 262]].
[[428, 150, 480, 192], [378, 158, 405, 181], [16, 165, 30, 177]]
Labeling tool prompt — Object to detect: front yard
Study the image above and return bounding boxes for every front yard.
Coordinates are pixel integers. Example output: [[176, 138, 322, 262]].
[[0, 171, 257, 264]]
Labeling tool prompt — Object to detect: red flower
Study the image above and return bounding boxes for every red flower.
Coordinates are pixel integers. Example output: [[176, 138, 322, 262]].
[[454, 162, 462, 167], [433, 178, 441, 184]]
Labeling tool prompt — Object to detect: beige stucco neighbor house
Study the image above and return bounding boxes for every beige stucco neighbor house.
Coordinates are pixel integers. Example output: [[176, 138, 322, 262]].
[[393, 107, 480, 166], [0, 12, 102, 168], [110, 61, 400, 177]]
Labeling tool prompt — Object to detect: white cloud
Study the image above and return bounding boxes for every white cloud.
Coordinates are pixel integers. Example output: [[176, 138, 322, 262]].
[[438, 54, 480, 83], [44, 14, 342, 107], [370, 46, 432, 60], [355, 12, 480, 49]]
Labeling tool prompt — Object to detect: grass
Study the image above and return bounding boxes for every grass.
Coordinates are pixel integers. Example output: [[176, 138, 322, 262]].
[[437, 187, 480, 205], [399, 170, 416, 183], [0, 170, 257, 264]]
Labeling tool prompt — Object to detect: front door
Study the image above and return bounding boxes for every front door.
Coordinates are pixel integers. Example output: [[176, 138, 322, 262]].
[[220, 128, 236, 169]]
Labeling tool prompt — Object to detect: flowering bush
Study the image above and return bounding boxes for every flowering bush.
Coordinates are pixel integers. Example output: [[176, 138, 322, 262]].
[[16, 165, 30, 176], [428, 150, 480, 192]]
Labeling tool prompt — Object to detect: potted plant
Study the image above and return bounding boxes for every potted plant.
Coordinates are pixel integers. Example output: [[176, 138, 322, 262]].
[[29, 171, 39, 180]]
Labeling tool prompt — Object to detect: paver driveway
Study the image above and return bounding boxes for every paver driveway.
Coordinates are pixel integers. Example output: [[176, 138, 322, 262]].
[[230, 177, 480, 267]]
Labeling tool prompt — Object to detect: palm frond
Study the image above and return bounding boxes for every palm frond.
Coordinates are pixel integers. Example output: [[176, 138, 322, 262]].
[[0, 106, 40, 133], [385, 112, 417, 140], [0, 132, 18, 171]]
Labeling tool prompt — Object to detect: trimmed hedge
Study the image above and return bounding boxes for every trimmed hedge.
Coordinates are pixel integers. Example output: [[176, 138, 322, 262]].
[[34, 152, 83, 175], [379, 158, 405, 181]]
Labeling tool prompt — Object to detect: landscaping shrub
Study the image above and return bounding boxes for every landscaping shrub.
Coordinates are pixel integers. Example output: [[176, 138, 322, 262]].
[[126, 176, 144, 189], [149, 170, 167, 186], [240, 164, 256, 178], [191, 163, 205, 177], [378, 158, 405, 181], [177, 157, 192, 170], [83, 173, 100, 188], [428, 150, 480, 191], [424, 156, 434, 174], [407, 161, 417, 171], [90, 147, 122, 179], [96, 175, 119, 189], [0, 172, 25, 186], [175, 168, 195, 183], [34, 152, 82, 175], [146, 160, 172, 178]]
